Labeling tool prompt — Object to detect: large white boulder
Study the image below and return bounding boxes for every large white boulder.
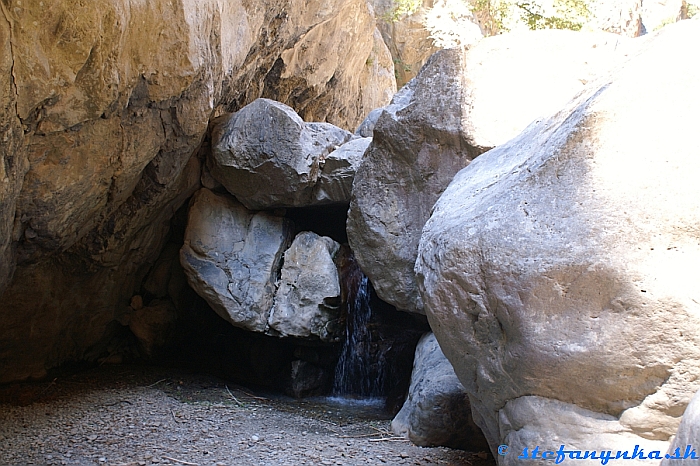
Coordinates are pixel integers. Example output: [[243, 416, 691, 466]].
[[348, 29, 625, 314], [416, 19, 700, 459]]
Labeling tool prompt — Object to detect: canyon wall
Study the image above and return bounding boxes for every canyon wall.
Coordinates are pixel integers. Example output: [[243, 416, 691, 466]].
[[0, 0, 395, 383]]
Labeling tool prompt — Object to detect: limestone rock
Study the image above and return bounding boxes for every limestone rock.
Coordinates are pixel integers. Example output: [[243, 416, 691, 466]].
[[210, 98, 354, 209], [500, 397, 671, 466], [416, 19, 700, 455], [587, 0, 644, 36], [392, 333, 489, 450], [355, 108, 384, 137], [661, 388, 700, 466], [264, 1, 396, 129], [371, 0, 440, 87], [0, 0, 394, 383], [180, 188, 293, 333], [314, 138, 371, 205], [348, 30, 623, 314], [0, 13, 26, 296], [642, 0, 685, 32], [268, 232, 342, 341]]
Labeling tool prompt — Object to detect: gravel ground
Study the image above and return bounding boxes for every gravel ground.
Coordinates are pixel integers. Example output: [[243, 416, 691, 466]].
[[0, 365, 495, 466]]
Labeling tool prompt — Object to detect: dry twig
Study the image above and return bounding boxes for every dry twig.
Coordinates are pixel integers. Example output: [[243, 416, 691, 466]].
[[369, 437, 409, 442], [225, 385, 244, 407], [162, 455, 199, 465], [146, 378, 167, 388]]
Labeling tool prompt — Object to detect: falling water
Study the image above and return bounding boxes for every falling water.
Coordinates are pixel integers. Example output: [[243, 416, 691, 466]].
[[332, 253, 387, 398]]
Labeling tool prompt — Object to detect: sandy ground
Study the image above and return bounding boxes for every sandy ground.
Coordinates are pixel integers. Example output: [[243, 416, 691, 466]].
[[0, 365, 495, 466]]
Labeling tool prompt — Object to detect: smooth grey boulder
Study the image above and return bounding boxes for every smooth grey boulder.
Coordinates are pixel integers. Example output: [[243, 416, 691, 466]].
[[392, 333, 489, 450], [347, 51, 472, 315], [661, 388, 700, 466], [347, 30, 624, 314], [180, 188, 293, 333], [209, 98, 353, 210], [416, 19, 700, 457], [268, 231, 342, 341]]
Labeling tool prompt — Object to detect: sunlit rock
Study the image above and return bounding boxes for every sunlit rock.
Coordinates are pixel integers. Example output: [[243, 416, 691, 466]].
[[348, 29, 623, 314], [210, 99, 354, 210], [416, 19, 700, 456]]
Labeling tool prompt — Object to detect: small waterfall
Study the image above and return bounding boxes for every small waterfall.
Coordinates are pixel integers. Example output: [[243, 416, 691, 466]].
[[332, 252, 387, 398]]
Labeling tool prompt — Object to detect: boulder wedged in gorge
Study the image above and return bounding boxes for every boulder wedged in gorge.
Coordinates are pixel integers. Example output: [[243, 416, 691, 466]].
[[210, 99, 359, 210], [180, 189, 293, 333], [392, 333, 489, 450], [347, 29, 624, 314], [180, 189, 345, 342], [416, 19, 700, 457], [269, 232, 342, 342], [0, 0, 394, 383]]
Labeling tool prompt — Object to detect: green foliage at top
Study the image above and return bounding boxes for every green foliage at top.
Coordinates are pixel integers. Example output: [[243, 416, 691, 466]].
[[467, 0, 593, 36], [470, 0, 512, 35], [383, 0, 423, 22], [515, 0, 591, 31]]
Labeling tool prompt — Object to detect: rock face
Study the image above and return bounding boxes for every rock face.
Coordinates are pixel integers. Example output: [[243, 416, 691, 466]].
[[0, 0, 394, 383], [416, 19, 700, 457], [269, 232, 342, 341], [314, 138, 371, 205], [210, 99, 354, 210], [264, 1, 396, 129], [371, 0, 440, 87], [127, 300, 179, 358], [180, 189, 293, 333], [661, 388, 700, 466], [392, 333, 489, 450], [0, 12, 24, 295], [347, 30, 624, 314]]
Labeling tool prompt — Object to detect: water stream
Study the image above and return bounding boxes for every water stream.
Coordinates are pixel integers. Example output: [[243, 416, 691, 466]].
[[331, 255, 387, 399]]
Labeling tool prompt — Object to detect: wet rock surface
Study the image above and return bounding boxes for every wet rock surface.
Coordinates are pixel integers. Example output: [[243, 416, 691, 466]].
[[0, 366, 495, 466]]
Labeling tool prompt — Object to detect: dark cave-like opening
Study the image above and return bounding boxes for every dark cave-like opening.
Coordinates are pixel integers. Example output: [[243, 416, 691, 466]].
[[104, 198, 430, 415]]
